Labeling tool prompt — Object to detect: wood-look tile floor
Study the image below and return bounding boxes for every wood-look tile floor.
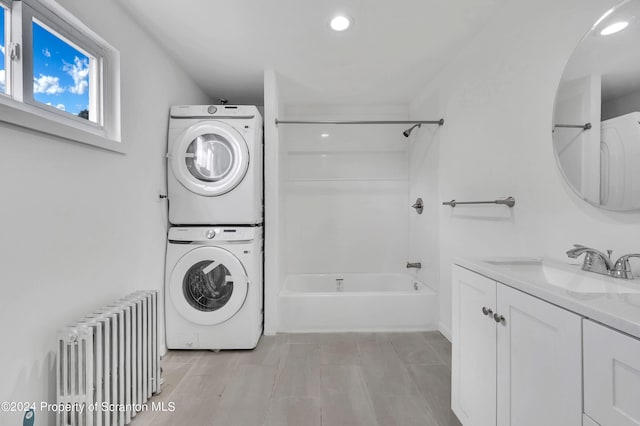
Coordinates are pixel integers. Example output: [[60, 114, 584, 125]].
[[133, 332, 462, 426]]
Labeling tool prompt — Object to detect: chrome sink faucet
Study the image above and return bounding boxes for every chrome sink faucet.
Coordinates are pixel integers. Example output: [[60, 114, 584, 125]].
[[611, 254, 640, 279], [567, 245, 640, 279], [566, 245, 614, 276]]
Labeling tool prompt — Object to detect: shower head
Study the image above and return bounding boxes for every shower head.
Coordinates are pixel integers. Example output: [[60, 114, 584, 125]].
[[403, 124, 421, 138]]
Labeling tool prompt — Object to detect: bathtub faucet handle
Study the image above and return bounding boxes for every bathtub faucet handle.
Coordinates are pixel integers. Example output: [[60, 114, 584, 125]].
[[406, 262, 422, 269]]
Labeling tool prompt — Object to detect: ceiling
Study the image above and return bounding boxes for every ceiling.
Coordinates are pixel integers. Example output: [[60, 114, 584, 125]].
[[116, 0, 506, 105]]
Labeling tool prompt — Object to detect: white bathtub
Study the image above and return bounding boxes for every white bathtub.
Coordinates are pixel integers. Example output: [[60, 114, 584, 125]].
[[278, 273, 438, 332]]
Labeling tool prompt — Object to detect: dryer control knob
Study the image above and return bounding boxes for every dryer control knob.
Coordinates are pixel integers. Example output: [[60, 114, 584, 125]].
[[207, 105, 217, 114], [206, 229, 216, 239]]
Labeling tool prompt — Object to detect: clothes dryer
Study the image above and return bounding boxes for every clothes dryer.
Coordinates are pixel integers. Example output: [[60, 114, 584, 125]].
[[168, 105, 263, 225]]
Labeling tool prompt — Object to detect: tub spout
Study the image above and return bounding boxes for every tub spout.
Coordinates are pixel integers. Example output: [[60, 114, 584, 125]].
[[406, 262, 422, 269]]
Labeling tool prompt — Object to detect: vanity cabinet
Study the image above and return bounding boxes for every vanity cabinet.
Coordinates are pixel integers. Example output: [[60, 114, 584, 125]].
[[452, 265, 582, 426], [584, 319, 640, 426], [451, 266, 497, 425]]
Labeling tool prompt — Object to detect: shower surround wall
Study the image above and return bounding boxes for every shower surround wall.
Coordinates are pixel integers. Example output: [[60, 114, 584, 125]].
[[281, 106, 410, 276], [273, 105, 442, 332]]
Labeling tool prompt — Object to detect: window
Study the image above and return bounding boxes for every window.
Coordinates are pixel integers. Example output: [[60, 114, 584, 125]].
[[1, 4, 6, 95], [32, 20, 94, 122], [0, 0, 121, 151]]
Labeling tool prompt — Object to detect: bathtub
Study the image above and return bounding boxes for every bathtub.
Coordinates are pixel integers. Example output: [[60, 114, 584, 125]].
[[278, 273, 438, 332]]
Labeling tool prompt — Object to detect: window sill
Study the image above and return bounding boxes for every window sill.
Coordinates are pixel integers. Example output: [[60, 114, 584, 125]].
[[0, 96, 125, 153]]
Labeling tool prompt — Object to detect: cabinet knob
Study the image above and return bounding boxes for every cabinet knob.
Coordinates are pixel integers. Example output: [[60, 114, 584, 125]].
[[493, 313, 506, 325], [482, 307, 493, 316]]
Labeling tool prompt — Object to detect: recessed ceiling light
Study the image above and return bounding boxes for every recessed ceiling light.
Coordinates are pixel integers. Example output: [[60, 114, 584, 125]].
[[600, 21, 629, 35], [321, 133, 330, 138], [330, 15, 351, 31]]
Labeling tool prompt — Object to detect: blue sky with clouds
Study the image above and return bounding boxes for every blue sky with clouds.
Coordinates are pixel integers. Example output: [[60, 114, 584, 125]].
[[32, 21, 90, 117], [0, 7, 5, 94]]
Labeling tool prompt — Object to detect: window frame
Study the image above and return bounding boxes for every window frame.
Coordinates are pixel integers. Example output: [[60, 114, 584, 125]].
[[0, 0, 122, 152], [0, 0, 10, 97]]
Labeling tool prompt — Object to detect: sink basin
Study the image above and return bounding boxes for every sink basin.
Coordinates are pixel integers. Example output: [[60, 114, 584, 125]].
[[484, 258, 542, 266], [481, 258, 640, 294], [541, 264, 640, 294]]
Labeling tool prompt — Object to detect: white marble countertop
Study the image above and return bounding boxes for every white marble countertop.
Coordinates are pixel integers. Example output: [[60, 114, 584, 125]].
[[454, 257, 640, 340]]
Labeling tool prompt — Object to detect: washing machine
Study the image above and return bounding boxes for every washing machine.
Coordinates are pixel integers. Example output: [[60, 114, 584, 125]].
[[167, 105, 263, 225], [165, 226, 263, 350]]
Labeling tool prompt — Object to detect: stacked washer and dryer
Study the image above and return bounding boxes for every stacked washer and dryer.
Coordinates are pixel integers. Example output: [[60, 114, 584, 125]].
[[165, 105, 264, 350]]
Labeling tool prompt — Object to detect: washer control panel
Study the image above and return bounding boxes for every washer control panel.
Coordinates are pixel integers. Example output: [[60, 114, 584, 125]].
[[170, 104, 257, 119], [169, 226, 261, 242]]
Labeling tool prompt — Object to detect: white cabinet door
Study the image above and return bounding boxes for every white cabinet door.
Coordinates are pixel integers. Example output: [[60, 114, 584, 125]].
[[584, 319, 640, 426], [496, 284, 582, 426], [452, 266, 497, 426]]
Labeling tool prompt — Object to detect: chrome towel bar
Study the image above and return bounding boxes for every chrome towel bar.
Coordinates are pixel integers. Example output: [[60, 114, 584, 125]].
[[443, 196, 515, 208], [553, 123, 592, 130]]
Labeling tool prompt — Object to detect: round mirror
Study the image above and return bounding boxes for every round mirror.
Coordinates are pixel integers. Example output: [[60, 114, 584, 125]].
[[553, 0, 640, 211]]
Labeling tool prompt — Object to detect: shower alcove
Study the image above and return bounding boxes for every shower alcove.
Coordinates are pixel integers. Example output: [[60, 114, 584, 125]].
[[264, 99, 439, 334]]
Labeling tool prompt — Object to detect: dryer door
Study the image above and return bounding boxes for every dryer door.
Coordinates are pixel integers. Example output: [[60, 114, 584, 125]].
[[169, 246, 248, 325], [170, 121, 249, 196]]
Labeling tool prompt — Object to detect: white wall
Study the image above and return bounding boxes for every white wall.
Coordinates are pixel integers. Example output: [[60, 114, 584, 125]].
[[0, 1, 209, 424], [603, 86, 640, 120], [409, 0, 640, 337], [263, 70, 284, 335], [408, 96, 442, 297], [554, 74, 602, 204], [280, 105, 409, 277]]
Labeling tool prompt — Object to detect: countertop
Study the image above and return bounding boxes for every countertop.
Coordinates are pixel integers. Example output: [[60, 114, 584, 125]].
[[454, 257, 640, 340]]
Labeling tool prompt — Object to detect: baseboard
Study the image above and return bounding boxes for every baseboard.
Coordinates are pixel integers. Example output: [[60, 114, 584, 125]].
[[275, 326, 439, 334], [438, 322, 452, 342]]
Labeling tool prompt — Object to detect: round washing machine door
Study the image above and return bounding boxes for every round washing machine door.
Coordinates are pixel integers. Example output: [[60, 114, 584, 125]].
[[169, 246, 248, 325], [170, 121, 249, 196]]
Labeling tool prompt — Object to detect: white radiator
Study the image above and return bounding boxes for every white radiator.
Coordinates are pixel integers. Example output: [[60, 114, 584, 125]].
[[56, 291, 161, 426]]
